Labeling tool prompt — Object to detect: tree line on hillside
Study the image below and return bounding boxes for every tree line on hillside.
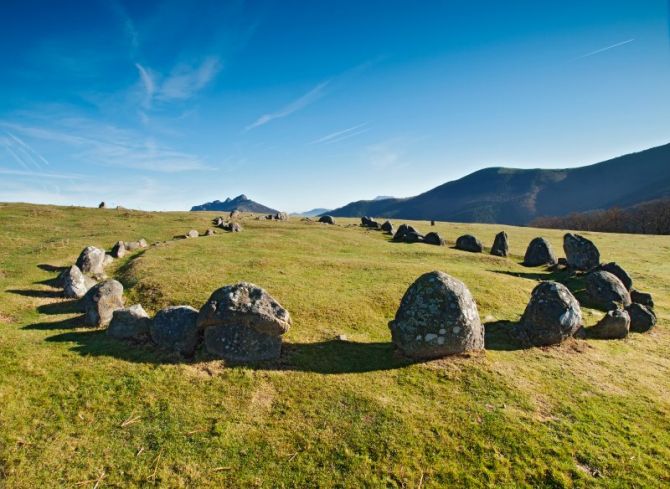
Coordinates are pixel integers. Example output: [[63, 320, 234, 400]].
[[530, 198, 670, 235]]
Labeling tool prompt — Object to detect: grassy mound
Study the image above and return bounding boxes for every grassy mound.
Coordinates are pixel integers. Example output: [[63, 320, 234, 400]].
[[0, 203, 669, 487]]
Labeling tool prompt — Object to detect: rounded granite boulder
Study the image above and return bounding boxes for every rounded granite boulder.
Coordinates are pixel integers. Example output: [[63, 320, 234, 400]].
[[388, 271, 484, 359], [521, 281, 582, 346]]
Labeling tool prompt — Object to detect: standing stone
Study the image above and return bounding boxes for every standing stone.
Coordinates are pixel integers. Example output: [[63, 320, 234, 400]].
[[275, 212, 289, 221], [520, 281, 582, 346], [431, 220, 436, 226], [393, 224, 415, 241], [98, 201, 106, 208], [585, 271, 631, 311], [150, 306, 200, 355], [598, 262, 633, 291], [626, 303, 656, 333], [186, 230, 199, 238], [213, 217, 224, 227], [138, 238, 148, 248], [381, 221, 394, 234], [423, 232, 445, 246], [563, 233, 600, 270], [456, 235, 483, 253], [107, 304, 152, 341], [388, 271, 484, 359], [318, 215, 335, 225], [76, 246, 107, 276], [404, 231, 424, 243], [205, 228, 215, 236], [490, 231, 509, 257], [523, 238, 557, 267], [61, 265, 96, 299], [111, 241, 126, 258], [589, 310, 630, 339], [630, 289, 654, 309], [82, 279, 124, 327], [198, 282, 292, 362], [230, 210, 240, 219], [125, 241, 141, 251]]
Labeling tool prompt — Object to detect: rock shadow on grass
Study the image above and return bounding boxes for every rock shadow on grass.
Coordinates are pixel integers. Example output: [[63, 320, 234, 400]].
[[6, 288, 64, 299]]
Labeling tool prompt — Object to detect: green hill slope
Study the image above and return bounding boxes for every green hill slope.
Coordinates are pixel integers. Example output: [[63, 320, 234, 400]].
[[0, 203, 669, 487]]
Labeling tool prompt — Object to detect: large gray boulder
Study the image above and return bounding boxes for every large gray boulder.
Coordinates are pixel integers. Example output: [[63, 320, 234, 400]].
[[456, 234, 483, 253], [198, 283, 291, 362], [150, 306, 200, 355], [388, 271, 484, 359], [490, 231, 509, 257], [523, 238, 557, 267], [598, 262, 633, 291], [381, 221, 394, 234], [626, 303, 656, 333], [82, 279, 125, 327], [585, 271, 631, 311], [563, 233, 600, 270], [111, 241, 126, 258], [423, 232, 445, 246], [61, 265, 96, 299], [521, 281, 582, 346], [589, 310, 630, 339], [318, 215, 335, 225], [76, 246, 106, 276], [107, 304, 152, 341]]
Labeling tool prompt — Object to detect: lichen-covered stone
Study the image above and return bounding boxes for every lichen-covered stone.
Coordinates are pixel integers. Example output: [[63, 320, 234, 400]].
[[563, 233, 600, 270], [388, 271, 483, 359], [490, 231, 509, 257], [82, 279, 124, 327], [626, 303, 656, 333], [107, 304, 152, 341], [585, 271, 631, 311], [521, 281, 582, 346], [61, 265, 96, 299], [150, 306, 200, 355], [198, 282, 291, 362], [589, 309, 630, 339], [523, 238, 557, 267], [456, 234, 483, 253], [75, 246, 106, 276]]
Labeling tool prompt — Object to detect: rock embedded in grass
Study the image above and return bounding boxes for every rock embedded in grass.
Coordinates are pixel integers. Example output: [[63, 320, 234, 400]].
[[197, 282, 292, 362], [318, 215, 335, 225], [563, 233, 600, 270], [423, 232, 445, 246], [393, 224, 422, 243], [61, 265, 96, 299], [585, 271, 631, 311], [456, 234, 483, 253], [111, 240, 126, 258], [589, 309, 630, 339], [388, 271, 484, 359], [598, 262, 633, 290], [626, 303, 656, 333], [107, 304, 152, 341], [630, 289, 654, 309], [521, 281, 582, 346], [82, 279, 125, 327], [150, 305, 200, 355], [380, 220, 394, 234], [205, 228, 215, 236], [186, 229, 199, 238], [523, 237, 557, 267], [490, 231, 509, 257], [76, 246, 106, 277]]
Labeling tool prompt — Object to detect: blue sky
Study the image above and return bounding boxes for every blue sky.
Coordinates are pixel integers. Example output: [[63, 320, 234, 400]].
[[1, 1, 669, 212]]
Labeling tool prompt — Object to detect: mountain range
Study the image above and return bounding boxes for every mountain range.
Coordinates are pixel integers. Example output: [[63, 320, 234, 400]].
[[190, 194, 279, 214], [325, 143, 670, 225]]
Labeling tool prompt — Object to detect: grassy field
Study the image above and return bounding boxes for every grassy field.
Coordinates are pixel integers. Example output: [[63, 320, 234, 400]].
[[0, 202, 669, 488]]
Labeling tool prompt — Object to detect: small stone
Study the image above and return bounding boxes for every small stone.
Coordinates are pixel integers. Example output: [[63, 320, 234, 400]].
[[76, 246, 106, 276], [150, 306, 200, 355], [598, 262, 633, 291], [82, 279, 125, 327], [523, 238, 557, 267], [626, 303, 656, 333], [111, 241, 126, 258], [423, 232, 445, 246], [585, 271, 631, 311], [630, 289, 654, 309], [61, 265, 97, 299], [521, 281, 582, 346], [318, 215, 335, 225], [455, 234, 483, 253], [490, 231, 509, 257], [186, 229, 199, 238], [589, 310, 630, 339], [107, 304, 152, 341]]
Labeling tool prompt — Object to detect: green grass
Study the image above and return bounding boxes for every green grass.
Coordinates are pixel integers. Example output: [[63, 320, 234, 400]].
[[1, 202, 669, 488]]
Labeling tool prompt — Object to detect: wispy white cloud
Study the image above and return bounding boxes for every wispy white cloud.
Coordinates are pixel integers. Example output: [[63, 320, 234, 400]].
[[0, 168, 83, 180], [310, 123, 369, 145], [573, 38, 635, 60], [135, 57, 221, 109], [1, 121, 212, 173], [0, 131, 50, 171], [246, 81, 330, 131]]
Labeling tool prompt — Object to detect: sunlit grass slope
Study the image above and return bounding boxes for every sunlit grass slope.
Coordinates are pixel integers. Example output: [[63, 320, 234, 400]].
[[0, 203, 669, 487]]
